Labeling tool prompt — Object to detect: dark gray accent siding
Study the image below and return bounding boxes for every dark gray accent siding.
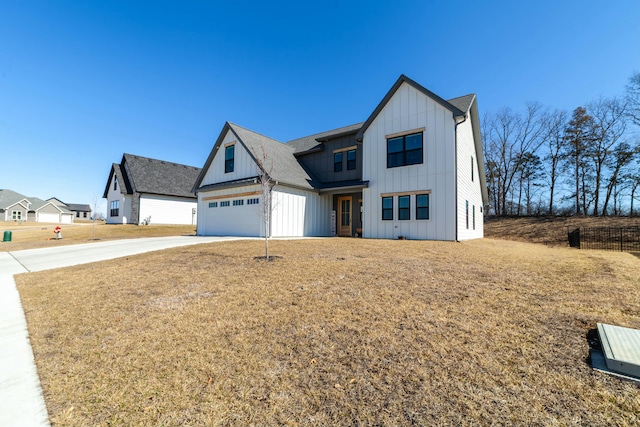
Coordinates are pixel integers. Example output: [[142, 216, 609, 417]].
[[296, 134, 362, 184]]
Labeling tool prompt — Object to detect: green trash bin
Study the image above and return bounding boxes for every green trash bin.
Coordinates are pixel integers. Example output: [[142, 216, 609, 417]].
[[3, 231, 11, 242]]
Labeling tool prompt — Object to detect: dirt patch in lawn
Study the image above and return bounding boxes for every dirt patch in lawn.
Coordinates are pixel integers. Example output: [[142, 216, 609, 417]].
[[16, 238, 640, 426]]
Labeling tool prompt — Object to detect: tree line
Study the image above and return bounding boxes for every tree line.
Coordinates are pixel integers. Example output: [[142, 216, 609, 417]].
[[482, 72, 640, 217]]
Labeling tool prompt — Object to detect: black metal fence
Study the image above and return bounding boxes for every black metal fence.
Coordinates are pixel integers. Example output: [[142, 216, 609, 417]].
[[568, 227, 640, 252]]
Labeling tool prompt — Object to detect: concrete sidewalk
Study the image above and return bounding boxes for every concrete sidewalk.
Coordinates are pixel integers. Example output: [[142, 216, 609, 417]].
[[0, 236, 251, 427]]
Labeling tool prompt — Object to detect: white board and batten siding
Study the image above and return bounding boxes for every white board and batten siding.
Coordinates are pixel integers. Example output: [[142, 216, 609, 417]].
[[200, 130, 261, 186], [362, 81, 457, 241], [138, 194, 197, 225], [456, 116, 484, 240], [271, 186, 332, 237]]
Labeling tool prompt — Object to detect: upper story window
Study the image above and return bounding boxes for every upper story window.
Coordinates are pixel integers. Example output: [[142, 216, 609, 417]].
[[225, 145, 235, 173], [114, 176, 118, 191], [387, 132, 423, 168], [334, 152, 343, 172], [347, 149, 356, 170]]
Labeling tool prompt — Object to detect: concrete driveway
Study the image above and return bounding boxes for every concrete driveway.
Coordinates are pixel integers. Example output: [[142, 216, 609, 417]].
[[0, 235, 251, 427]]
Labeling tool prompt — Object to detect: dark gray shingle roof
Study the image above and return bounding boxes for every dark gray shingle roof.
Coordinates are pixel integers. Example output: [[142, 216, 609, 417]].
[[228, 123, 316, 189], [447, 94, 476, 113], [0, 189, 30, 208], [285, 122, 364, 154], [122, 154, 201, 198], [105, 154, 201, 199]]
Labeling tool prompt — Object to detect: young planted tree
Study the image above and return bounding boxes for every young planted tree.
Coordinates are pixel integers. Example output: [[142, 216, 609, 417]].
[[254, 146, 277, 261]]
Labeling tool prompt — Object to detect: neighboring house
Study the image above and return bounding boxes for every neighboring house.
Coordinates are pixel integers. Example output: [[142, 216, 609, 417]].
[[0, 189, 74, 223], [103, 153, 201, 225], [48, 198, 92, 220], [193, 75, 488, 241]]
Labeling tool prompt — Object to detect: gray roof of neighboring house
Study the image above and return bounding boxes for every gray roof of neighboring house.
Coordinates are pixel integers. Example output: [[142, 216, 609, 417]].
[[66, 204, 92, 212], [286, 122, 364, 154], [104, 154, 201, 199], [0, 189, 31, 209], [0, 190, 72, 213]]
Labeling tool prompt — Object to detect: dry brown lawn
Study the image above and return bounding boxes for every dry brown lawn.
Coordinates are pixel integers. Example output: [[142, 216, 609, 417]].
[[16, 238, 640, 426], [485, 216, 640, 247], [0, 222, 196, 251]]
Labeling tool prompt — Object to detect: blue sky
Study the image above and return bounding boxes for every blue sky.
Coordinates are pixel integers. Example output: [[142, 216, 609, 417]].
[[1, 1, 638, 215]]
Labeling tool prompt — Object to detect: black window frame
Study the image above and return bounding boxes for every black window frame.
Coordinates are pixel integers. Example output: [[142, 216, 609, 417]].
[[473, 205, 476, 230], [382, 196, 393, 221], [398, 195, 410, 220], [225, 145, 235, 174], [334, 152, 343, 172], [466, 200, 469, 229], [387, 132, 423, 168], [416, 194, 430, 220], [471, 156, 474, 182], [109, 200, 119, 217], [346, 149, 356, 170]]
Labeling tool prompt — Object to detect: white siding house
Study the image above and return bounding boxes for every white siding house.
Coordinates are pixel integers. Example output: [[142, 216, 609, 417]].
[[194, 75, 488, 241], [104, 153, 201, 225]]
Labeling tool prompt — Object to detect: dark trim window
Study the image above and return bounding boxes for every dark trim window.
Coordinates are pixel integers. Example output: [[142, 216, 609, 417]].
[[398, 195, 410, 220], [247, 198, 259, 205], [225, 145, 235, 173], [387, 132, 423, 168], [220, 201, 230, 207], [114, 176, 118, 191], [465, 200, 469, 229], [471, 156, 474, 182], [334, 152, 343, 172], [233, 199, 244, 206], [382, 197, 393, 220], [208, 202, 218, 208], [110, 200, 119, 217], [347, 149, 356, 170], [473, 205, 476, 230], [416, 194, 430, 220]]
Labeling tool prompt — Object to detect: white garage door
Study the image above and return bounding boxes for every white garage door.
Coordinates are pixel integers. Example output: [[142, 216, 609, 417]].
[[200, 198, 262, 237], [61, 214, 73, 224], [38, 212, 59, 223]]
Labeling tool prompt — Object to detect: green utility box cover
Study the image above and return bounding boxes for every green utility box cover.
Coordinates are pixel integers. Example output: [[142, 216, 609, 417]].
[[3, 230, 12, 242]]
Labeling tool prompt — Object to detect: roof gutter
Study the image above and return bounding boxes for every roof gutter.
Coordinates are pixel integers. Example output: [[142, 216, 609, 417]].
[[454, 113, 468, 242]]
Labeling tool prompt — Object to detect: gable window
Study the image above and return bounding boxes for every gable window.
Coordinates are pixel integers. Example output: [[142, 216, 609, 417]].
[[12, 210, 22, 220], [398, 195, 410, 220], [110, 200, 119, 217], [416, 194, 430, 220], [114, 176, 118, 191], [334, 152, 343, 172], [225, 145, 235, 173], [347, 149, 356, 170], [382, 197, 393, 220], [387, 132, 423, 168]]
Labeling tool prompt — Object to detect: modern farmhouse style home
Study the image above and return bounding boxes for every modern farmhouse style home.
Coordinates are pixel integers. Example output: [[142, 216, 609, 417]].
[[194, 75, 488, 240], [104, 153, 201, 225]]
